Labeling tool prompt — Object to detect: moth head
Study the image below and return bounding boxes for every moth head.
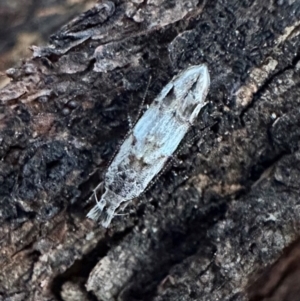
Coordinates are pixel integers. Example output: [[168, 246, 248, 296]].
[[175, 64, 210, 123]]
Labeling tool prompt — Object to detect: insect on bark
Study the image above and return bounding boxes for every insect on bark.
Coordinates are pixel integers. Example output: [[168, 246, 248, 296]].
[[87, 64, 210, 227]]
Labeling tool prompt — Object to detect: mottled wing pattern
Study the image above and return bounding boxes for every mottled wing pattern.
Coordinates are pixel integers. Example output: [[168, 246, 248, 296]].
[[106, 104, 188, 200]]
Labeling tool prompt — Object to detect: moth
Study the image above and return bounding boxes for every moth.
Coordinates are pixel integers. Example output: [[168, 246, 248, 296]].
[[87, 64, 210, 227]]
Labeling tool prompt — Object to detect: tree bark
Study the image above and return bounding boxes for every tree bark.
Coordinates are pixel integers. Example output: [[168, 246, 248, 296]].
[[1, 0, 300, 300]]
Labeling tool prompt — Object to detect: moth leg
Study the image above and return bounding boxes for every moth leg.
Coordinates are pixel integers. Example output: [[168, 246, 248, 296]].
[[118, 201, 130, 212], [87, 189, 126, 227], [90, 181, 104, 203], [101, 204, 117, 228], [93, 181, 104, 194], [114, 200, 133, 216], [102, 199, 127, 227], [114, 212, 129, 216]]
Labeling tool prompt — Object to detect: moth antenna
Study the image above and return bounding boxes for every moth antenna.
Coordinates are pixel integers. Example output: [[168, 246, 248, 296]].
[[127, 107, 133, 130], [174, 121, 217, 156], [104, 76, 152, 169]]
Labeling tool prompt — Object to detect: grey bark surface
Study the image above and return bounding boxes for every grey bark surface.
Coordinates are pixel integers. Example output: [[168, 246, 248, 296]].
[[1, 0, 300, 301]]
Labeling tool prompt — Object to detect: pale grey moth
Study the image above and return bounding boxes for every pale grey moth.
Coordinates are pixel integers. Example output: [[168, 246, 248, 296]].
[[87, 64, 210, 227]]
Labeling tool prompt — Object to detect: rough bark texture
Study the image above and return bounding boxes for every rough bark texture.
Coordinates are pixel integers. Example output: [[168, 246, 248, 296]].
[[1, 0, 300, 300], [0, 0, 96, 89]]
